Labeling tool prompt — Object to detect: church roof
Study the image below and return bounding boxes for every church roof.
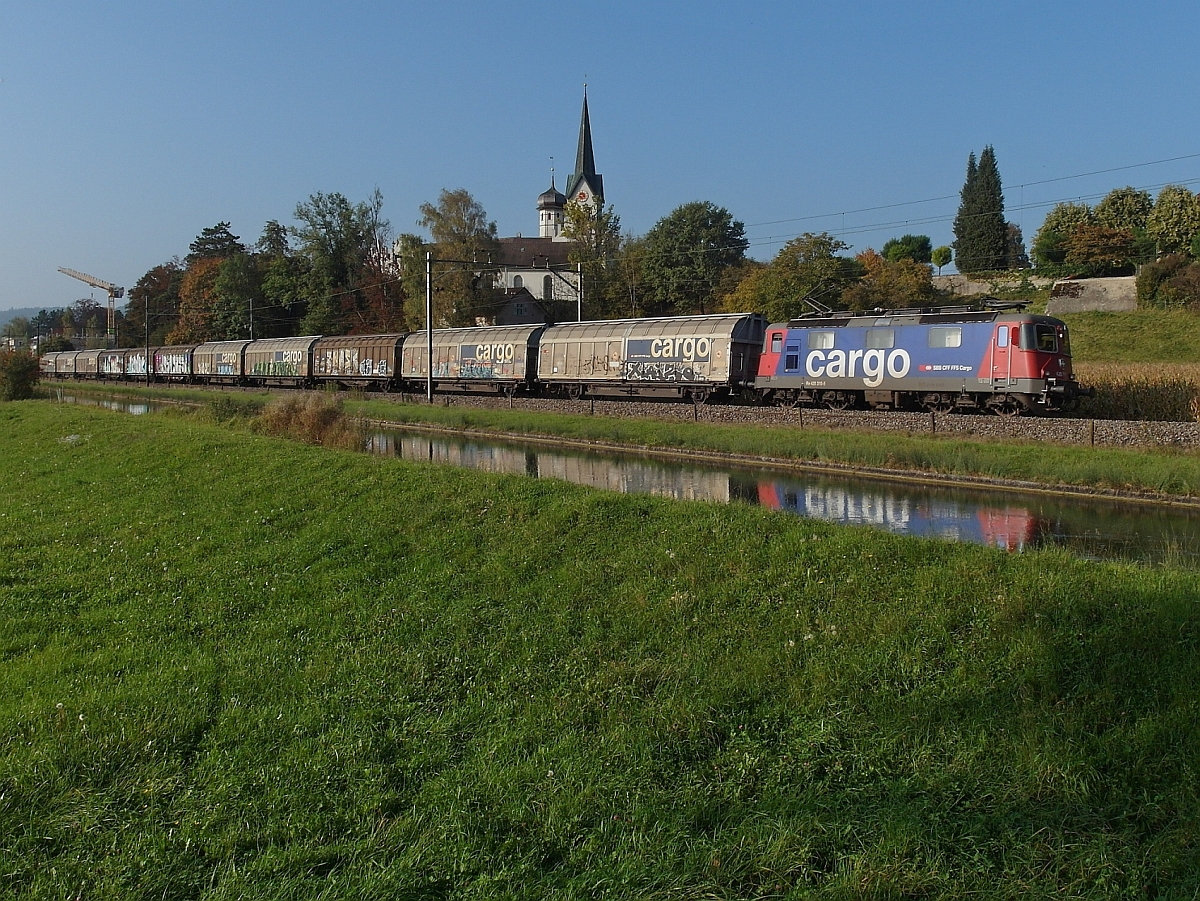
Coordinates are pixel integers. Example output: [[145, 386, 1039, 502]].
[[497, 237, 574, 268], [537, 178, 566, 209], [565, 93, 603, 204]]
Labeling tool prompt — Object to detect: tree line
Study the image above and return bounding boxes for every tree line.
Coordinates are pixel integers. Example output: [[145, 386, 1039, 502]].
[[20, 144, 1200, 354]]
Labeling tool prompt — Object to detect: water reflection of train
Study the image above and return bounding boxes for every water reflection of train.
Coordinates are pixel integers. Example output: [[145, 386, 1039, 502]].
[[754, 483, 1044, 550], [368, 431, 1048, 551]]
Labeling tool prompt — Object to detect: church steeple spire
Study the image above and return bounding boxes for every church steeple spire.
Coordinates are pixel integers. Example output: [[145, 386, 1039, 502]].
[[566, 89, 603, 208]]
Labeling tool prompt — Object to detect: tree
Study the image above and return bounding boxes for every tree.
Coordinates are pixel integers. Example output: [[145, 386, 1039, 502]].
[[1031, 202, 1094, 268], [1147, 185, 1200, 257], [563, 200, 624, 318], [294, 189, 404, 334], [411, 188, 500, 327], [1094, 186, 1152, 233], [881, 234, 932, 264], [1063, 225, 1137, 277], [840, 250, 935, 312], [952, 146, 1008, 273], [167, 257, 222, 343], [2, 317, 31, 340], [210, 252, 262, 339], [641, 201, 749, 315], [0, 350, 39, 400], [931, 246, 952, 275], [734, 232, 862, 322], [187, 222, 246, 263], [612, 234, 648, 318], [1006, 222, 1029, 269], [125, 262, 183, 347]]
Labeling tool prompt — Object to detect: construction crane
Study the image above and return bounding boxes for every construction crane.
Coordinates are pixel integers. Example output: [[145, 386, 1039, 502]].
[[58, 267, 125, 348]]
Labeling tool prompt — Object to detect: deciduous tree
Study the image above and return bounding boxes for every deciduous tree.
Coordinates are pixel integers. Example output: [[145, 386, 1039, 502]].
[[931, 246, 952, 275], [411, 188, 500, 327], [881, 234, 932, 264], [125, 262, 183, 346], [563, 201, 624, 319], [1063, 225, 1137, 277], [0, 350, 39, 400], [1032, 202, 1094, 268], [840, 250, 935, 312], [294, 189, 403, 334], [1094, 187, 1152, 233], [1147, 185, 1200, 257], [739, 233, 862, 322], [641, 201, 748, 315]]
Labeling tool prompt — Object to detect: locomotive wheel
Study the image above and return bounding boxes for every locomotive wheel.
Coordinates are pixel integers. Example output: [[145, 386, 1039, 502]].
[[921, 393, 955, 414], [989, 395, 1025, 417], [783, 391, 806, 409], [823, 390, 853, 411]]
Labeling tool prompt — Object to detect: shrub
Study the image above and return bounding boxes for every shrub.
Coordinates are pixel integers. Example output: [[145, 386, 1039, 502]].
[[0, 350, 39, 400], [254, 392, 364, 450], [1137, 254, 1197, 308]]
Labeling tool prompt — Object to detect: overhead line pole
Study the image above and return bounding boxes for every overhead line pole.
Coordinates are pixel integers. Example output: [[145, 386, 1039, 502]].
[[426, 251, 433, 403]]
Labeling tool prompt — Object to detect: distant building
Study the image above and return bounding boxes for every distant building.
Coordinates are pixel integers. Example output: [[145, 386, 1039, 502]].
[[490, 92, 605, 321]]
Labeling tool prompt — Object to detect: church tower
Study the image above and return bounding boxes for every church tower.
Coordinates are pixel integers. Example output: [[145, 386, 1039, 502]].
[[537, 175, 566, 238], [564, 91, 603, 210]]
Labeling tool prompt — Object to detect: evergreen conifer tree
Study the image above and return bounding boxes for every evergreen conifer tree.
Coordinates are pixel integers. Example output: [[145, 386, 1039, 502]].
[[953, 146, 1008, 273]]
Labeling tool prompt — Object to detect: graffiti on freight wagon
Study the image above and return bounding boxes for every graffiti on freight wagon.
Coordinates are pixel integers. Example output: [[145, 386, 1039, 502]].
[[622, 360, 698, 382]]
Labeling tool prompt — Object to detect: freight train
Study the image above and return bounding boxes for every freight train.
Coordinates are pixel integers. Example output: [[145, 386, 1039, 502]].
[[39, 303, 1091, 415]]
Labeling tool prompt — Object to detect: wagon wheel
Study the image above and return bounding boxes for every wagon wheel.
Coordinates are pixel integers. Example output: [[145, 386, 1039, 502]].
[[565, 383, 585, 400], [921, 393, 955, 414], [686, 387, 712, 405], [822, 390, 853, 411]]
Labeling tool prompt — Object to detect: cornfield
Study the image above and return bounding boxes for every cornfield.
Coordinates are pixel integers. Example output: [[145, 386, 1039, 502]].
[[1074, 363, 1200, 422]]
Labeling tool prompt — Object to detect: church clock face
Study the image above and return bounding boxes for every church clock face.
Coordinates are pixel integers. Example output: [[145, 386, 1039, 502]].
[[577, 191, 589, 201]]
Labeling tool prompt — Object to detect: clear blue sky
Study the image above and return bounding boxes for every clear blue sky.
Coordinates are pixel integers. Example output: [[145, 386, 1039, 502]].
[[2, 0, 1198, 312]]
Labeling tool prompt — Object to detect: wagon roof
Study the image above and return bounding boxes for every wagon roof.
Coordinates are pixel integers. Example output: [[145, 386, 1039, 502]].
[[404, 325, 546, 346], [542, 313, 763, 341]]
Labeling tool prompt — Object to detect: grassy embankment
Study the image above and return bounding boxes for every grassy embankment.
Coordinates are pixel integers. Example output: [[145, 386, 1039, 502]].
[[1064, 309, 1200, 421], [3, 400, 1200, 898], [41, 382, 1200, 499]]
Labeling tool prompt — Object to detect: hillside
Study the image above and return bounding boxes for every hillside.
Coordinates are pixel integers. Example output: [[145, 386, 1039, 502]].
[[1059, 309, 1200, 364], [2, 401, 1198, 898], [0, 306, 42, 330]]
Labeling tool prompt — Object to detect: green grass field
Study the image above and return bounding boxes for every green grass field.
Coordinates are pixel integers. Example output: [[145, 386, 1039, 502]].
[[1059, 309, 1200, 364], [3, 401, 1200, 898]]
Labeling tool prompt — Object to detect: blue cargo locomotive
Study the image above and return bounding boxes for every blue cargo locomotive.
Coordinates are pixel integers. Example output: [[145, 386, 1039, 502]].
[[755, 305, 1091, 415]]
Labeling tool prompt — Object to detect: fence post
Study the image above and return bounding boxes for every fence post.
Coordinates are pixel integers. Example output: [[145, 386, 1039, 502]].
[[1090, 419, 1095, 446], [931, 411, 936, 434]]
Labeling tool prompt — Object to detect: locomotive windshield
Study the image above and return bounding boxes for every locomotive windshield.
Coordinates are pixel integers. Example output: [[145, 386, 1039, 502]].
[[1020, 323, 1059, 353]]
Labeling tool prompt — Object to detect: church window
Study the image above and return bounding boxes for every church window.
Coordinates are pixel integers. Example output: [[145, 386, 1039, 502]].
[[512, 275, 522, 289], [543, 275, 554, 300]]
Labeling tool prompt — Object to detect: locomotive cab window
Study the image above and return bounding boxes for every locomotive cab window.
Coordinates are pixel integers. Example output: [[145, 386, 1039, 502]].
[[928, 327, 962, 348], [1020, 323, 1058, 352], [770, 333, 783, 353], [809, 331, 835, 349], [865, 329, 894, 349]]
